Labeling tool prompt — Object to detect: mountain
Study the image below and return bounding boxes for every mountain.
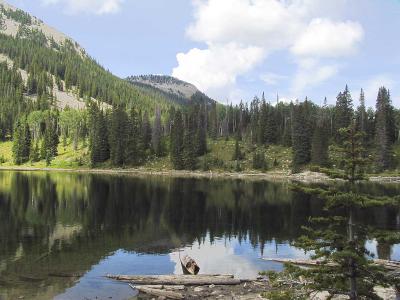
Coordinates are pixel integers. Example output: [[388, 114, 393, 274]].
[[127, 75, 216, 106], [0, 0, 84, 55], [0, 0, 177, 113]]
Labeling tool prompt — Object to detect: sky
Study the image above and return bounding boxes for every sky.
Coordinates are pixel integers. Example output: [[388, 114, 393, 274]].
[[6, 0, 400, 107]]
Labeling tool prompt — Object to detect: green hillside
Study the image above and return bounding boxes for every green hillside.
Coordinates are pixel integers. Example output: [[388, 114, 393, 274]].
[[0, 1, 179, 139]]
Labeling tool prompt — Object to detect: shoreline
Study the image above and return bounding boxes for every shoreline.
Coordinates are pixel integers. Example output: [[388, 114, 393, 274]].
[[0, 166, 399, 183]]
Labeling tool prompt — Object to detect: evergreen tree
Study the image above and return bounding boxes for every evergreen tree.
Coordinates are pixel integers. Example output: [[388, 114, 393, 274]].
[[356, 89, 367, 133], [125, 108, 140, 165], [265, 105, 277, 144], [183, 112, 197, 170], [278, 122, 400, 300], [30, 140, 40, 162], [23, 121, 31, 161], [355, 89, 369, 155], [208, 102, 218, 140], [97, 111, 110, 162], [109, 105, 128, 166], [335, 85, 353, 141], [88, 102, 109, 166], [141, 111, 152, 152], [375, 87, 395, 171], [252, 150, 267, 171], [41, 116, 59, 166], [12, 121, 23, 165], [151, 106, 163, 156], [170, 110, 184, 169], [291, 100, 313, 172], [232, 132, 244, 161], [257, 100, 268, 144], [195, 105, 207, 156], [12, 119, 31, 165]]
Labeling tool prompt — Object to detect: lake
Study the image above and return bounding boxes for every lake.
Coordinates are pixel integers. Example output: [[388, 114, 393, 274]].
[[0, 171, 399, 300]]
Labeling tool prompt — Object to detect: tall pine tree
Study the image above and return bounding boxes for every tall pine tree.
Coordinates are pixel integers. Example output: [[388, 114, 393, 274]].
[[170, 110, 184, 170], [375, 87, 395, 171], [335, 85, 353, 141]]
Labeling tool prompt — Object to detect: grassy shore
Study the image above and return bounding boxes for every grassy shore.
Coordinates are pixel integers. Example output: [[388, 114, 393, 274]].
[[0, 139, 292, 172], [0, 140, 399, 183]]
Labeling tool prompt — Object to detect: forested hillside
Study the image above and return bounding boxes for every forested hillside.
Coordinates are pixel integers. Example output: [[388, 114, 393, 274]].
[[0, 1, 399, 175], [0, 1, 178, 140]]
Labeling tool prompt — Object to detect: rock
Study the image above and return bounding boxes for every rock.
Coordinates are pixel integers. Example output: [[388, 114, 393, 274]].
[[194, 287, 203, 292], [209, 284, 215, 288], [309, 291, 349, 300], [309, 291, 330, 300], [374, 286, 397, 300]]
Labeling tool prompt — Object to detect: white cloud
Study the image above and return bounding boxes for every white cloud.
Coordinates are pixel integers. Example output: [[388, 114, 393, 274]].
[[172, 43, 265, 92], [173, 0, 364, 99], [41, 0, 123, 15], [291, 18, 364, 58], [186, 0, 302, 50]]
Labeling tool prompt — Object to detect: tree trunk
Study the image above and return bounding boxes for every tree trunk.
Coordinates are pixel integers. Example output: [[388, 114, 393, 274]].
[[349, 208, 358, 300]]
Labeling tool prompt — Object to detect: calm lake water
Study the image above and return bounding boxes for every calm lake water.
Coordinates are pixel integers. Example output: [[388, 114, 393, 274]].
[[0, 171, 399, 300]]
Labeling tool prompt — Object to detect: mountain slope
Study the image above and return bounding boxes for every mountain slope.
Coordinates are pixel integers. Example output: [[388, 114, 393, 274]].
[[0, 0, 176, 112], [0, 0, 84, 55], [127, 75, 216, 106]]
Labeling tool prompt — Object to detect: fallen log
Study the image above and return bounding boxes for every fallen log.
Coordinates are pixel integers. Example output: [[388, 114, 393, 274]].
[[262, 258, 400, 270], [132, 284, 185, 291], [107, 274, 243, 285], [129, 284, 184, 299]]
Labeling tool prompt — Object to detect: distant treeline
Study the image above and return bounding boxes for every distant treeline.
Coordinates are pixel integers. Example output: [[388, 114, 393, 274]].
[[9, 84, 400, 173]]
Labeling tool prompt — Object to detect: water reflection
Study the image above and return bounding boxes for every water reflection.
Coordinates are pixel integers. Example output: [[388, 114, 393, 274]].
[[0, 171, 399, 300]]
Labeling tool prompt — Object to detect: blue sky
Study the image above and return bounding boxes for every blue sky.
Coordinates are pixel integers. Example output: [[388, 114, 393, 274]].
[[7, 0, 400, 107]]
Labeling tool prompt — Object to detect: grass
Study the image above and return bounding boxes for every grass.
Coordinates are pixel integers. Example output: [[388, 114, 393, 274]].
[[1, 138, 397, 177], [201, 138, 292, 172], [0, 141, 12, 163], [0, 140, 90, 169], [0, 138, 292, 173]]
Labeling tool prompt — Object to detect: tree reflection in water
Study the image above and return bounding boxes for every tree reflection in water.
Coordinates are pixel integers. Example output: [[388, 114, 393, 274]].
[[0, 171, 399, 299]]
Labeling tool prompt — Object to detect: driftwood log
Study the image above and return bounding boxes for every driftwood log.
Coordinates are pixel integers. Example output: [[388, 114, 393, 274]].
[[131, 284, 185, 291], [107, 274, 243, 285], [263, 258, 400, 270], [129, 284, 184, 299]]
